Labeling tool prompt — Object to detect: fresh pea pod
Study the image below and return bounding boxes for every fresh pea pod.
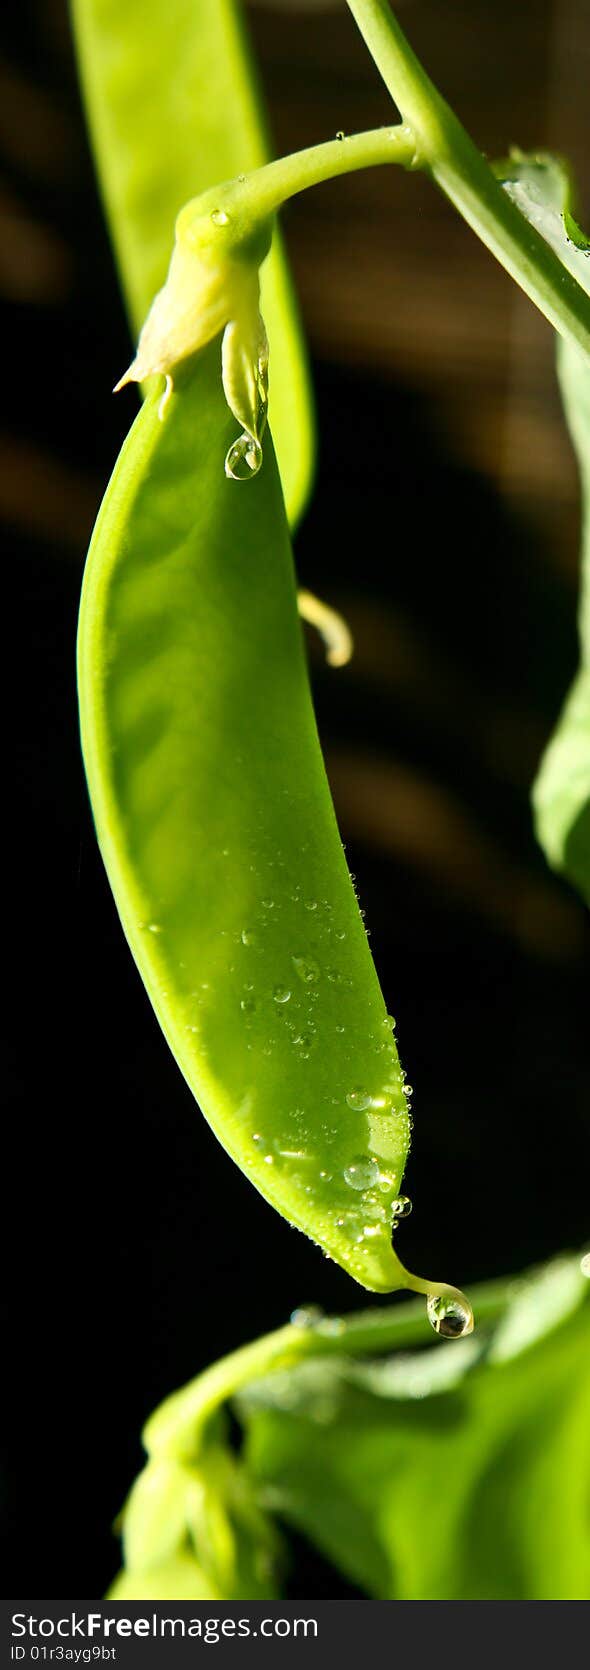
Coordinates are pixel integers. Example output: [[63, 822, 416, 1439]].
[[71, 0, 314, 525], [78, 334, 470, 1317]]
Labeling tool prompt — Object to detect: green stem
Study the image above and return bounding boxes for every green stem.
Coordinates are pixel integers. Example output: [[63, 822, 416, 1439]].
[[345, 0, 590, 360], [143, 1278, 508, 1461], [233, 122, 416, 219]]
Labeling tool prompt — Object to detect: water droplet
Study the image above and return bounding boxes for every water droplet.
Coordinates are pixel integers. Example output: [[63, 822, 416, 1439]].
[[318, 1316, 345, 1337], [225, 433, 263, 480], [263, 1153, 274, 1165], [383, 1014, 396, 1031], [252, 1132, 264, 1147], [241, 928, 256, 946], [581, 1251, 590, 1278], [391, 1194, 412, 1219], [145, 922, 162, 934], [346, 1087, 372, 1111], [365, 1201, 387, 1222], [377, 1169, 398, 1192], [426, 1294, 474, 1338], [319, 1169, 332, 1180], [336, 129, 345, 141], [362, 1224, 381, 1239], [404, 1085, 414, 1098], [261, 897, 275, 908], [211, 208, 230, 226], [273, 985, 291, 1003], [291, 1305, 324, 1329], [292, 955, 320, 985], [240, 996, 257, 1013], [304, 898, 318, 911], [327, 968, 343, 984], [336, 1023, 345, 1033], [335, 929, 346, 940], [343, 1158, 381, 1191]]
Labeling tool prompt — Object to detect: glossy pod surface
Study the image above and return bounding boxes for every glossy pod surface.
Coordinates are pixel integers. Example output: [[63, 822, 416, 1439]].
[[78, 349, 411, 1291]]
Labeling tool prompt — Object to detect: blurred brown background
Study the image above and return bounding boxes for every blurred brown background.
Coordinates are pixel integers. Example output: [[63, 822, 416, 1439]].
[[3, 0, 589, 1597]]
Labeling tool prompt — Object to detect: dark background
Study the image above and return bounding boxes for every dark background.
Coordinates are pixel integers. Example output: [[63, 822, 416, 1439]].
[[3, 0, 589, 1597]]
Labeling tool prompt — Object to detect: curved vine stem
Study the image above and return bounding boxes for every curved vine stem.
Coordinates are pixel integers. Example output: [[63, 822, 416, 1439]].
[[143, 1279, 509, 1462], [345, 0, 590, 361]]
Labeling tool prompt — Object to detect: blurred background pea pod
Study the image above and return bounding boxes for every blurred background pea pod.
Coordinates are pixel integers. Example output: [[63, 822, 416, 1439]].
[[71, 0, 315, 524]]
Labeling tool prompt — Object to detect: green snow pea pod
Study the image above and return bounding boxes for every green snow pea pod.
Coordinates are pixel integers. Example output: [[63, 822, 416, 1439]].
[[78, 320, 469, 1318], [78, 173, 470, 1322]]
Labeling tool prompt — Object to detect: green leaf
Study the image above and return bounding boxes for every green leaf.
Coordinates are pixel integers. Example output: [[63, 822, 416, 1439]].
[[77, 347, 427, 1296], [494, 149, 590, 293], [239, 1256, 590, 1599], [490, 152, 590, 901], [533, 336, 590, 901], [71, 0, 314, 525]]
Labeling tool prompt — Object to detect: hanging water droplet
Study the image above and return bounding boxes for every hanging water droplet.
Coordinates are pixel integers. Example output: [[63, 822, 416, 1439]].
[[225, 433, 263, 480], [346, 1087, 372, 1111], [391, 1194, 412, 1219], [211, 208, 230, 226], [292, 955, 320, 984], [581, 1251, 590, 1278], [291, 1304, 324, 1329], [343, 1158, 381, 1191], [273, 985, 291, 1003], [426, 1294, 474, 1338]]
